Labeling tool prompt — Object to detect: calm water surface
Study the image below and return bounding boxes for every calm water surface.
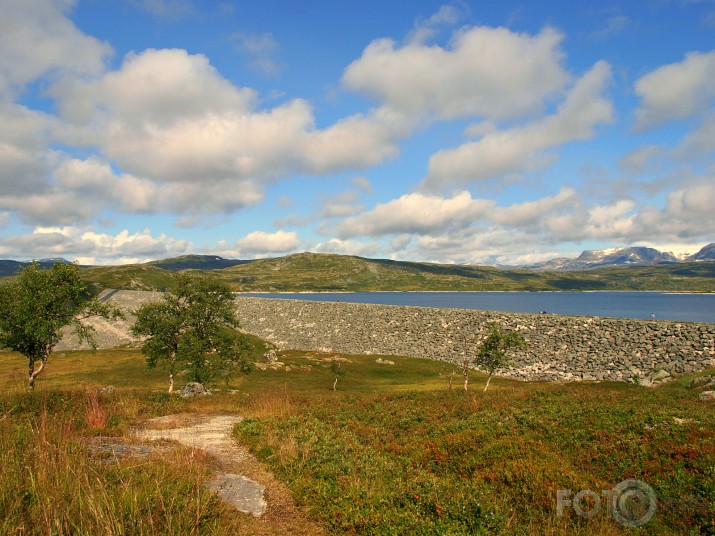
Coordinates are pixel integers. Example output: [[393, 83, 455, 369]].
[[239, 291, 715, 323]]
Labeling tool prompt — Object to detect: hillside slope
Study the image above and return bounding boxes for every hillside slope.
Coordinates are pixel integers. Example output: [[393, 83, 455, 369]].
[[212, 253, 715, 292], [80, 265, 175, 293], [1, 252, 712, 292], [147, 255, 253, 271]]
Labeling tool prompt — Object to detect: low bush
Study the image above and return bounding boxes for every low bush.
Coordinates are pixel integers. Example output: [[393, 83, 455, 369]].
[[237, 384, 715, 534]]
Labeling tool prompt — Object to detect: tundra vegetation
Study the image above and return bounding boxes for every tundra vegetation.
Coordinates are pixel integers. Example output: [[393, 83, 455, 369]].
[[0, 344, 712, 534], [0, 262, 121, 390]]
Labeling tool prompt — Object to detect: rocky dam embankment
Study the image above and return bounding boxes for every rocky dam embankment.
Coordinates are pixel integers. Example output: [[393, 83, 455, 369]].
[[60, 291, 715, 384]]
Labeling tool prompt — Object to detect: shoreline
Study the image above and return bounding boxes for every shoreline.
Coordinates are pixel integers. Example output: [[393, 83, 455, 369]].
[[236, 290, 715, 295], [235, 296, 715, 384], [235, 291, 715, 324]]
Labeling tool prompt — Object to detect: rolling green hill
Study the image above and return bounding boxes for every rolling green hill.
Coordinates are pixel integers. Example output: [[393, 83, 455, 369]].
[[0, 258, 72, 277], [2, 252, 713, 292], [80, 264, 175, 293], [212, 252, 715, 292], [147, 254, 253, 271]]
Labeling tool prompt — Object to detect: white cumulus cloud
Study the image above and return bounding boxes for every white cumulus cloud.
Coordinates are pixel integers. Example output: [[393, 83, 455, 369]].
[[635, 49, 715, 129], [0, 226, 190, 264], [424, 61, 613, 189], [48, 48, 408, 219], [491, 188, 578, 227], [337, 191, 493, 238], [233, 230, 300, 254], [342, 25, 568, 120], [0, 0, 111, 100]]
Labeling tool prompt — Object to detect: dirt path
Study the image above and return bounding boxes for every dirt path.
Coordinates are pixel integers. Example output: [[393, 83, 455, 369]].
[[134, 413, 326, 535]]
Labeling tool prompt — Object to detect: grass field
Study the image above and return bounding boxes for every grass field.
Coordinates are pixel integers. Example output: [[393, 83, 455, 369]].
[[67, 253, 715, 293], [0, 347, 713, 534]]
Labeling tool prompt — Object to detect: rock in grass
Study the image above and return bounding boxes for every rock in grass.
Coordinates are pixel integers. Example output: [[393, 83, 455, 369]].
[[689, 376, 714, 390], [205, 474, 267, 516], [263, 349, 278, 362], [699, 391, 715, 402], [641, 369, 671, 387], [99, 385, 116, 396], [179, 382, 212, 398]]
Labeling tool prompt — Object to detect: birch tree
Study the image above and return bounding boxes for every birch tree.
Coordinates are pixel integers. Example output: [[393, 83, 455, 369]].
[[474, 323, 526, 392], [132, 274, 250, 392], [0, 262, 121, 390]]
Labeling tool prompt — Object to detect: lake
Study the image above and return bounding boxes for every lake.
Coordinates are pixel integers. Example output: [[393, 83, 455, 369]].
[[239, 291, 715, 324]]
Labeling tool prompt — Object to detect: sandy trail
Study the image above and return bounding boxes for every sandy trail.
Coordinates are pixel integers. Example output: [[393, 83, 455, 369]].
[[134, 412, 326, 535]]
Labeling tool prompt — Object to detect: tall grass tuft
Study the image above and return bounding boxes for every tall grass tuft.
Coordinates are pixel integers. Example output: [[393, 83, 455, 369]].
[[85, 389, 107, 430], [243, 384, 295, 419], [0, 391, 237, 535]]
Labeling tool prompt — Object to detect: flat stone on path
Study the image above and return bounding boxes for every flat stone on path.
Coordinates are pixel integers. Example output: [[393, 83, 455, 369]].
[[206, 474, 267, 516]]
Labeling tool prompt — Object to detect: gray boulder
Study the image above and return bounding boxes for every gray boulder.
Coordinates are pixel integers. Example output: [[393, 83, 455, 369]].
[[699, 391, 715, 402], [205, 474, 267, 516], [688, 376, 714, 390], [263, 350, 278, 362], [179, 382, 212, 398], [641, 369, 671, 387]]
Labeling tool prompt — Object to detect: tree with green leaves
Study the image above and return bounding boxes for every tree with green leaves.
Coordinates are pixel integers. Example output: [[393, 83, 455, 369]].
[[474, 323, 526, 392], [132, 274, 251, 392], [0, 262, 122, 390], [329, 358, 346, 391]]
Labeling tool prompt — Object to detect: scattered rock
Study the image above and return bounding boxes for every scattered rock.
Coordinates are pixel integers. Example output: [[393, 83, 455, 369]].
[[86, 437, 164, 463], [134, 414, 269, 517], [235, 297, 715, 384], [699, 391, 715, 401], [179, 382, 212, 397], [688, 375, 714, 390], [263, 350, 278, 362], [99, 385, 116, 396], [206, 474, 267, 517], [641, 370, 671, 387], [672, 417, 695, 426], [55, 290, 715, 385], [375, 358, 395, 365]]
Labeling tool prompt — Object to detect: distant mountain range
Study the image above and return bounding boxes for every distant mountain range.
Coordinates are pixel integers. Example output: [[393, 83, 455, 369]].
[[688, 243, 715, 262], [0, 244, 712, 293], [519, 243, 715, 271], [145, 244, 715, 272], [0, 242, 715, 279], [0, 254, 250, 277], [0, 258, 71, 277]]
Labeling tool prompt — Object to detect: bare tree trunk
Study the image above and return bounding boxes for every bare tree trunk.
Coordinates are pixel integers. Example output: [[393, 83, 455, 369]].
[[483, 373, 493, 393], [168, 355, 175, 393], [463, 370, 469, 391], [333, 377, 338, 391], [28, 356, 47, 391], [28, 358, 35, 391]]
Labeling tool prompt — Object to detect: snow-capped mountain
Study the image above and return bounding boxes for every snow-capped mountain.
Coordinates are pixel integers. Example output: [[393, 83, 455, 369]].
[[687, 243, 715, 262], [523, 244, 713, 271]]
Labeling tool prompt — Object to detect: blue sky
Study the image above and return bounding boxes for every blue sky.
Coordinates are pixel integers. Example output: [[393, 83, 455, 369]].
[[1, 0, 714, 265]]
